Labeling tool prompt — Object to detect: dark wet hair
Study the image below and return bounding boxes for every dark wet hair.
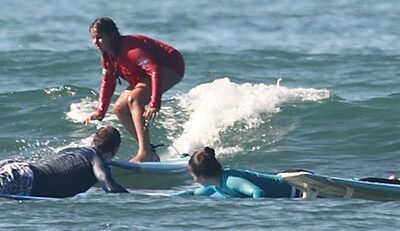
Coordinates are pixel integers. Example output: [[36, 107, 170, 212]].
[[89, 17, 121, 39], [89, 17, 122, 83], [92, 126, 121, 154], [189, 147, 222, 177]]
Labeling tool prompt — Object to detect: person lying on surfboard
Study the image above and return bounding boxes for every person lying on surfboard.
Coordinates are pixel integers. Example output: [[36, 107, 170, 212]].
[[83, 17, 185, 163], [179, 147, 302, 198], [0, 126, 128, 198]]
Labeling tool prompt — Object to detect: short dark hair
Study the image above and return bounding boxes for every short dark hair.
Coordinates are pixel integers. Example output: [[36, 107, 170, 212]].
[[189, 147, 222, 177], [92, 126, 121, 153]]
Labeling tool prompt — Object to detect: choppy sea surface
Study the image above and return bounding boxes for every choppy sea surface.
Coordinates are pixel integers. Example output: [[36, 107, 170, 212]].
[[1, 0, 400, 230]]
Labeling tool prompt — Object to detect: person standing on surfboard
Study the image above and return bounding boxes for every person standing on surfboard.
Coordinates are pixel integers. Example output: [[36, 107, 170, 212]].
[[0, 126, 128, 198], [180, 147, 302, 198], [83, 17, 185, 163]]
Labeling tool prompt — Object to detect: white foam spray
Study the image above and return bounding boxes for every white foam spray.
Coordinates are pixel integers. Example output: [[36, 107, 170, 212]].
[[65, 97, 118, 126], [167, 78, 330, 156]]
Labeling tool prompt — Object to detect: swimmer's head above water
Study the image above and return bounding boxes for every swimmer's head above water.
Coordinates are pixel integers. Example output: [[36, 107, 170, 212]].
[[188, 147, 222, 186]]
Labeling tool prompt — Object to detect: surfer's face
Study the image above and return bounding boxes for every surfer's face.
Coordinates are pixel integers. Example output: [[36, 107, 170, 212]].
[[90, 28, 112, 53]]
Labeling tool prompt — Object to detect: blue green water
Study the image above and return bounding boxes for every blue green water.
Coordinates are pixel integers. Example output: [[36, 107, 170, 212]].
[[1, 0, 400, 230]]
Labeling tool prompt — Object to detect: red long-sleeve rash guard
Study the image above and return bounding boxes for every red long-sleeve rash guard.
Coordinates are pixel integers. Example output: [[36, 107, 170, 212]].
[[96, 35, 176, 118]]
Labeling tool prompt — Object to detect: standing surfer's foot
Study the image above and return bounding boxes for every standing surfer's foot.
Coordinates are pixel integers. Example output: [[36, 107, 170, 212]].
[[129, 154, 146, 162], [129, 153, 160, 162], [128, 143, 163, 162]]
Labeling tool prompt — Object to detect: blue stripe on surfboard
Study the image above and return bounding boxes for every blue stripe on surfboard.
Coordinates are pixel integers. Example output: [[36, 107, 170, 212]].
[[0, 194, 60, 201]]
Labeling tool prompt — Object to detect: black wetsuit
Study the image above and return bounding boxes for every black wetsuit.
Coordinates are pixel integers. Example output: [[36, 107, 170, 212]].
[[29, 147, 98, 198]]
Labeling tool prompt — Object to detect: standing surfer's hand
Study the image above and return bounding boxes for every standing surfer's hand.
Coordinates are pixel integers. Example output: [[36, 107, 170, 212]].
[[83, 117, 91, 125], [83, 111, 104, 125], [143, 106, 159, 121]]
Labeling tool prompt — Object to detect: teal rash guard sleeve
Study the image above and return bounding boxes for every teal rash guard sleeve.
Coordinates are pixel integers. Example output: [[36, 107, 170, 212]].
[[177, 185, 220, 197], [225, 176, 264, 198]]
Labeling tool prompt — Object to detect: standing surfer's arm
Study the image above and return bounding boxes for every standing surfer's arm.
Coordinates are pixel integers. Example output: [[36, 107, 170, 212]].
[[127, 49, 161, 110], [93, 71, 117, 120], [83, 59, 117, 125]]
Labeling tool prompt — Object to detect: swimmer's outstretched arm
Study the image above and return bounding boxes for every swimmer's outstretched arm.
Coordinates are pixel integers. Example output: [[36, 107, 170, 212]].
[[177, 185, 219, 197], [92, 154, 128, 193], [226, 176, 264, 198]]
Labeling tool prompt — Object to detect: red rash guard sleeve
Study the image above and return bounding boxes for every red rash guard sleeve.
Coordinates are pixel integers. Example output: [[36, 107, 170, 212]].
[[127, 49, 162, 109], [96, 56, 117, 117], [149, 66, 161, 109], [96, 72, 116, 117]]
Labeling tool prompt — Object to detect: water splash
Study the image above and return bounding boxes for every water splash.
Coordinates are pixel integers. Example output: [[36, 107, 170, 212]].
[[167, 78, 330, 155], [65, 97, 117, 125]]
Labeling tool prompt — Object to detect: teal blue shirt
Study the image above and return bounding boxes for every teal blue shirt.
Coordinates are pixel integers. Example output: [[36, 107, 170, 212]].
[[180, 169, 297, 199]]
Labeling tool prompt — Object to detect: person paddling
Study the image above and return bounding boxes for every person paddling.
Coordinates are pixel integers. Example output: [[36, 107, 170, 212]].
[[180, 147, 302, 198], [0, 126, 128, 198]]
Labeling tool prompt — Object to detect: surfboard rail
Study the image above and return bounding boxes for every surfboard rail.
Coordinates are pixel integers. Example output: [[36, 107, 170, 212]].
[[106, 157, 190, 189], [279, 171, 400, 201]]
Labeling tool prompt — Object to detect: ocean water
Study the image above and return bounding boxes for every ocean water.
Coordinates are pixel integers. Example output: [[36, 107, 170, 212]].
[[1, 0, 400, 230]]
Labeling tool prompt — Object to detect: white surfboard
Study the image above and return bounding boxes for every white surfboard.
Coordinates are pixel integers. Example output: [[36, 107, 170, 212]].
[[279, 171, 400, 201], [108, 157, 191, 189]]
